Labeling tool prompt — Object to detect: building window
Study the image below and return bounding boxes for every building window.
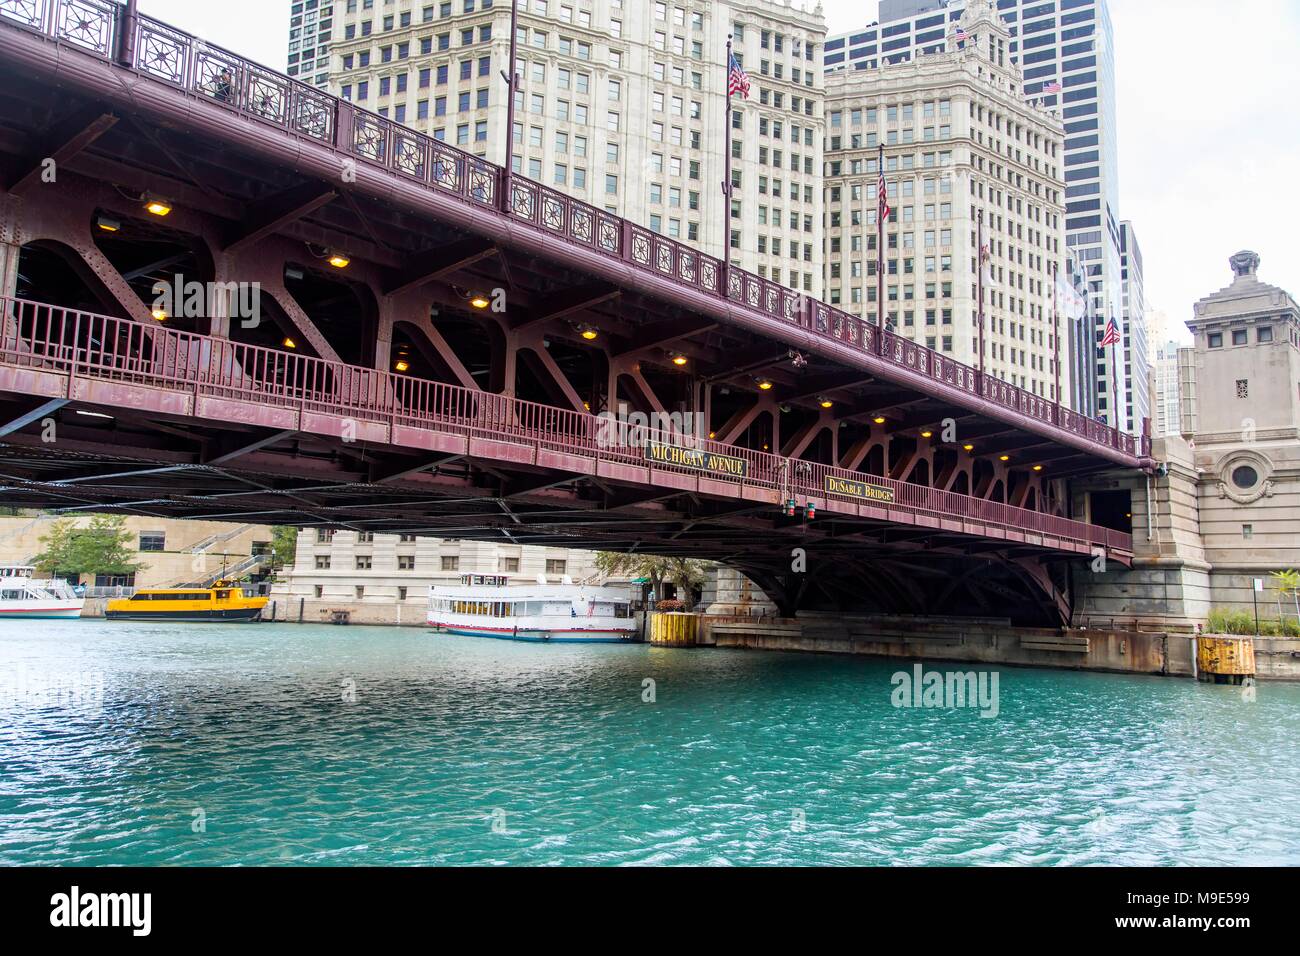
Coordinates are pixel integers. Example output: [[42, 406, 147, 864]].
[[1208, 333, 1223, 348], [356, 556, 372, 570], [398, 556, 416, 571], [1242, 525, 1253, 540], [546, 559, 567, 575], [441, 556, 460, 571], [1258, 326, 1274, 343], [1236, 379, 1249, 399], [499, 557, 520, 573], [1232, 465, 1260, 490], [398, 587, 408, 601], [400, 534, 417, 543], [315, 556, 331, 570], [314, 585, 323, 598], [139, 532, 165, 552]]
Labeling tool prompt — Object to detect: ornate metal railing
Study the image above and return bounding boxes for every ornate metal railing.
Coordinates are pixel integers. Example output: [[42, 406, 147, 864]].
[[0, 0, 1149, 462], [0, 296, 1134, 555]]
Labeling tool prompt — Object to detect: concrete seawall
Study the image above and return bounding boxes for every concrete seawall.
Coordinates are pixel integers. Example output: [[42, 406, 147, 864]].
[[708, 613, 1198, 677]]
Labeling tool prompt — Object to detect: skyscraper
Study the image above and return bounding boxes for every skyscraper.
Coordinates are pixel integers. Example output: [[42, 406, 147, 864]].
[[1120, 220, 1148, 435], [288, 1, 334, 89], [327, 0, 828, 296], [1151, 338, 1182, 438], [823, 2, 1070, 402], [826, 0, 1134, 430]]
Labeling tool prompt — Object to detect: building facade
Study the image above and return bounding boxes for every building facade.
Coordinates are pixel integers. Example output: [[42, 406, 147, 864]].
[[1180, 251, 1300, 606], [1073, 250, 1300, 634], [823, 1, 1070, 401], [826, 0, 1136, 429], [0, 514, 274, 589], [275, 530, 619, 622], [1118, 220, 1148, 434], [327, 0, 827, 296], [288, 0, 335, 89], [1151, 337, 1182, 438]]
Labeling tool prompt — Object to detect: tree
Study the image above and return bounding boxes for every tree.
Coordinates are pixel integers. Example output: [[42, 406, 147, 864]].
[[595, 553, 711, 610], [269, 526, 300, 570], [1270, 569, 1300, 627], [32, 515, 145, 581]]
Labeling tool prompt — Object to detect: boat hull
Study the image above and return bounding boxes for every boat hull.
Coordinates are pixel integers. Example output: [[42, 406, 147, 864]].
[[0, 604, 84, 620], [104, 607, 264, 623], [429, 621, 635, 643]]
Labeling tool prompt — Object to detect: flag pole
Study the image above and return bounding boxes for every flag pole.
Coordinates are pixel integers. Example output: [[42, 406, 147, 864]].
[[1112, 314, 1121, 439], [499, 0, 520, 214], [722, 35, 734, 289], [1052, 260, 1061, 417], [877, 144, 885, 356], [977, 209, 985, 385]]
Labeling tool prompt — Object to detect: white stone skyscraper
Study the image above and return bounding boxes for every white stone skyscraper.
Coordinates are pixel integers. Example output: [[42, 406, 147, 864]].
[[825, 0, 1139, 431], [327, 0, 828, 297], [823, 1, 1070, 402]]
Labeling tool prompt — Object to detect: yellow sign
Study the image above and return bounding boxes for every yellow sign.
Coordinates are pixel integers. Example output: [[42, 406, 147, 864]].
[[644, 442, 748, 478], [825, 474, 896, 503]]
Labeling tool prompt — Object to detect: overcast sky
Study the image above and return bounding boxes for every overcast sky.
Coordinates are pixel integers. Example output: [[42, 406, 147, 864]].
[[140, 0, 1300, 344]]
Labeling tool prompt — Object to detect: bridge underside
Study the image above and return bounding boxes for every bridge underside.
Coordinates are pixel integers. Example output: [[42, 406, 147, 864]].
[[0, 12, 1141, 627], [0, 394, 1080, 625]]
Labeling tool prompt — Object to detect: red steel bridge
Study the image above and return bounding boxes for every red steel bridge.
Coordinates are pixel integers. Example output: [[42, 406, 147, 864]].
[[0, 1, 1150, 624]]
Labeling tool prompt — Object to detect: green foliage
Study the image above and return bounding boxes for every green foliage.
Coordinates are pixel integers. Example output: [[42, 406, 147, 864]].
[[269, 526, 300, 570], [1205, 607, 1300, 637], [31, 516, 145, 579], [595, 553, 711, 610]]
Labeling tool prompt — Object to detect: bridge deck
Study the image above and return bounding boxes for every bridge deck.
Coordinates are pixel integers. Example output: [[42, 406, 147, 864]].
[[0, 296, 1132, 563]]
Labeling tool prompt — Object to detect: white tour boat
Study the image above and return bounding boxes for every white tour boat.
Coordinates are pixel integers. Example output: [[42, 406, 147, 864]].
[[428, 574, 636, 643], [0, 565, 85, 620]]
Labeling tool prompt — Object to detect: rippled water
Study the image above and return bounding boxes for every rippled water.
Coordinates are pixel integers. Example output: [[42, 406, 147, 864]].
[[0, 620, 1297, 866]]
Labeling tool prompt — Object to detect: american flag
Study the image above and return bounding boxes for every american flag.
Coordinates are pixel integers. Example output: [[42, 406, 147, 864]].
[[878, 166, 890, 224], [728, 52, 751, 99], [953, 26, 968, 42], [1100, 317, 1121, 347], [1042, 79, 1063, 94]]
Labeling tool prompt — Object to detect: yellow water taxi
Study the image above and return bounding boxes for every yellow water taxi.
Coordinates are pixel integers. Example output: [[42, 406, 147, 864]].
[[105, 581, 268, 623]]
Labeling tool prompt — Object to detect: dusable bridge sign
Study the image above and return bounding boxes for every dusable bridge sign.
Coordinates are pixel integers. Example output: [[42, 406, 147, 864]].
[[825, 475, 897, 504]]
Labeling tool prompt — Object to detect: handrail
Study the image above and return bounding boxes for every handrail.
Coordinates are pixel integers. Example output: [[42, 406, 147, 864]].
[[0, 0, 1149, 464], [0, 296, 1133, 555]]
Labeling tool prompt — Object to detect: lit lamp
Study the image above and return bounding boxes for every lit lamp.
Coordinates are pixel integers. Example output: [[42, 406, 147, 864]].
[[143, 196, 173, 217], [469, 292, 491, 310], [580, 326, 598, 341], [671, 353, 688, 367], [327, 252, 351, 269], [282, 336, 297, 349]]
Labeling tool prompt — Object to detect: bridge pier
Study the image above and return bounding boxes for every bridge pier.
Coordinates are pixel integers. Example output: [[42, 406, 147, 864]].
[[1072, 436, 1210, 631]]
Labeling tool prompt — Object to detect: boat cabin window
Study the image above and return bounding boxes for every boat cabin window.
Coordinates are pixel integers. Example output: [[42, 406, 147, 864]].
[[1, 589, 23, 600], [131, 591, 212, 602]]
